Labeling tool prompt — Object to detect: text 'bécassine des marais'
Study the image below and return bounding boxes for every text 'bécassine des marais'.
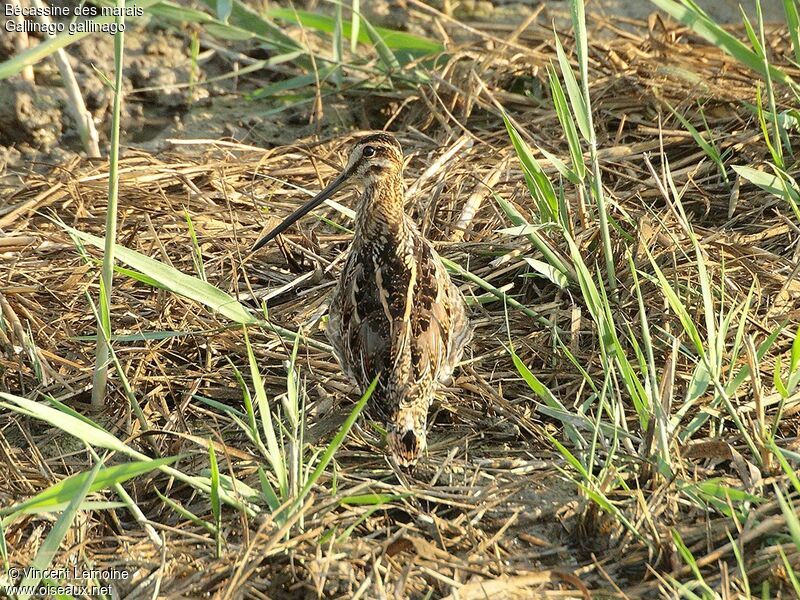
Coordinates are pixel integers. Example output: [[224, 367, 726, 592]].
[[4, 4, 142, 34], [5, 4, 143, 17]]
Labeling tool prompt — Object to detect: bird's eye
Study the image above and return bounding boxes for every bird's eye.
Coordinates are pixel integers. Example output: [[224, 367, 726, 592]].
[[363, 146, 376, 158]]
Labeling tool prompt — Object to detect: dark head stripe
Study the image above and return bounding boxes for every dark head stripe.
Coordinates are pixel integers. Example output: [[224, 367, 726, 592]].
[[355, 132, 402, 151]]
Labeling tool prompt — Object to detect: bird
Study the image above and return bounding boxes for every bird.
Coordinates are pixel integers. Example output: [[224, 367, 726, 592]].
[[252, 132, 472, 467]]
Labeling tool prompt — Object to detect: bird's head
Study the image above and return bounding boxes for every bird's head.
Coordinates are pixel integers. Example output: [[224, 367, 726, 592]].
[[343, 132, 404, 184], [386, 406, 427, 468], [251, 133, 404, 252]]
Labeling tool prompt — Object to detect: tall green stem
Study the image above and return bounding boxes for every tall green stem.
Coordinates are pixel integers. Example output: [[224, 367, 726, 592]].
[[571, 0, 616, 294], [91, 2, 125, 408]]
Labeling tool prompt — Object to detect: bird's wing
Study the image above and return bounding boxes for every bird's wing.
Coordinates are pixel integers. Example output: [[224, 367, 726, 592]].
[[327, 233, 470, 410], [327, 246, 408, 408], [409, 238, 470, 386], [445, 273, 473, 369]]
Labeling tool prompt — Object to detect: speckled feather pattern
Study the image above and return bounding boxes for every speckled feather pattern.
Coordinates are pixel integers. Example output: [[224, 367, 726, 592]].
[[322, 134, 473, 465], [327, 215, 472, 412]]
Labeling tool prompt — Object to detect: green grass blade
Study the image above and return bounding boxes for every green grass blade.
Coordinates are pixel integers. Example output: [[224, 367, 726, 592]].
[[769, 439, 800, 495], [227, 358, 267, 454], [554, 36, 591, 142], [727, 530, 751, 596], [556, 4, 616, 292], [523, 257, 568, 289], [665, 101, 726, 180], [502, 112, 559, 221], [147, 1, 265, 42], [774, 484, 800, 553], [643, 249, 706, 356], [155, 489, 215, 532], [350, 0, 361, 53], [441, 256, 556, 328], [339, 493, 405, 505], [246, 67, 337, 100], [91, 1, 125, 408], [362, 17, 400, 71], [266, 7, 442, 55], [242, 327, 288, 495], [570, 0, 590, 107], [650, 0, 797, 89], [784, 0, 800, 66], [756, 0, 785, 169], [510, 348, 585, 448], [291, 375, 378, 513], [739, 8, 762, 57], [492, 187, 572, 281], [197, 0, 302, 52], [629, 255, 663, 431], [671, 529, 706, 583], [733, 165, 800, 219], [184, 210, 207, 281], [732, 165, 800, 201], [16, 460, 102, 600], [578, 481, 641, 539], [779, 547, 800, 596], [774, 356, 790, 398], [0, 391, 255, 514], [0, 518, 7, 572], [208, 445, 222, 557], [216, 0, 232, 22], [546, 432, 589, 479], [59, 223, 257, 325], [215, 473, 261, 503], [726, 325, 783, 397], [258, 466, 281, 512], [1, 393, 132, 453], [537, 144, 580, 185], [548, 64, 586, 180], [3, 457, 178, 518]]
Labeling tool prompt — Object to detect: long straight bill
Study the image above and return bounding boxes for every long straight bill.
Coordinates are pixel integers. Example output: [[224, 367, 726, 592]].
[[251, 167, 353, 253]]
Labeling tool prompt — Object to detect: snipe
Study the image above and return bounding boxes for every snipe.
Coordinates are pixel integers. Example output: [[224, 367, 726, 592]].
[[253, 133, 472, 466]]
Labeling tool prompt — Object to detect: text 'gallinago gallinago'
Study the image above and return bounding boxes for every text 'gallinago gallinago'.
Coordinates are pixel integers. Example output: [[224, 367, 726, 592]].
[[253, 133, 472, 466]]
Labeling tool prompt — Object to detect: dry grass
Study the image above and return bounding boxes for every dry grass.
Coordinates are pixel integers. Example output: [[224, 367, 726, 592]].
[[1, 7, 800, 598]]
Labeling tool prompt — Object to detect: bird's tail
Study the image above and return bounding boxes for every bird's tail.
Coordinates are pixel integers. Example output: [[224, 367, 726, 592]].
[[387, 400, 430, 467]]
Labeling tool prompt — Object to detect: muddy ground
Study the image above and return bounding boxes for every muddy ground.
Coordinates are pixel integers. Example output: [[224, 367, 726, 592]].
[[0, 0, 788, 190]]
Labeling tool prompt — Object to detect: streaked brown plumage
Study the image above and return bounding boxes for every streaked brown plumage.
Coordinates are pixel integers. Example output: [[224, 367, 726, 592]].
[[253, 133, 472, 466]]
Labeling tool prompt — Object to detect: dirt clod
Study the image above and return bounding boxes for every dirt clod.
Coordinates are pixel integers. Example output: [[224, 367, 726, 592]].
[[0, 80, 64, 153]]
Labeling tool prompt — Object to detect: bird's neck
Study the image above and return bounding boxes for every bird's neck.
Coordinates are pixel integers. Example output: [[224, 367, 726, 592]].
[[354, 173, 409, 244]]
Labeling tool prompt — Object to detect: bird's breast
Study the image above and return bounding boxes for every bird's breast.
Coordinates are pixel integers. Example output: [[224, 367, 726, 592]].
[[327, 229, 457, 402]]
